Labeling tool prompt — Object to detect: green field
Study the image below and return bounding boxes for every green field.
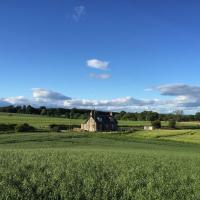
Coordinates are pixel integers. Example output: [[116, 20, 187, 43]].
[[0, 112, 83, 128], [124, 129, 200, 144], [1, 112, 200, 128], [1, 113, 200, 199]]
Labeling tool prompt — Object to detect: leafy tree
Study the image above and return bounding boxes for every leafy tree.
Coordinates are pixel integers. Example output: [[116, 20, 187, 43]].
[[168, 119, 176, 129], [151, 120, 161, 129], [173, 110, 184, 121], [26, 105, 35, 114], [195, 112, 200, 121]]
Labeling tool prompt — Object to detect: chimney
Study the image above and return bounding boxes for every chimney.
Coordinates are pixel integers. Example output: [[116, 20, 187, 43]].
[[90, 111, 93, 117]]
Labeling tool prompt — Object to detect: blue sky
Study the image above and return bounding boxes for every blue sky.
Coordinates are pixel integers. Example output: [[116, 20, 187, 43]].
[[1, 0, 200, 113]]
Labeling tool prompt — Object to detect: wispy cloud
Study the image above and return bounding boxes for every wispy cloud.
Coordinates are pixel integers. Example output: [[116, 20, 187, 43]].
[[72, 5, 86, 22], [87, 59, 109, 70], [89, 73, 111, 80]]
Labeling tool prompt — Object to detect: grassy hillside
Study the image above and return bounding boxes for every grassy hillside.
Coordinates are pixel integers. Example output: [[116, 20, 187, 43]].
[[0, 132, 200, 199]]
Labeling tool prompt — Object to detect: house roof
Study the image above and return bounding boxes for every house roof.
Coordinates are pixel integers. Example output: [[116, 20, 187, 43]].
[[84, 112, 117, 125]]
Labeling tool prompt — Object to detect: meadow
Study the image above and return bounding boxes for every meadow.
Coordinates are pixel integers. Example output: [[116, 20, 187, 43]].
[[1, 113, 200, 199]]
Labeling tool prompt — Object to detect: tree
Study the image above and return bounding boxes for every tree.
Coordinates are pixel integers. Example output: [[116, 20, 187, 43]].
[[195, 112, 200, 121], [147, 111, 159, 121], [40, 108, 47, 115], [168, 119, 176, 129], [173, 110, 184, 121], [151, 120, 161, 129], [26, 105, 35, 114]]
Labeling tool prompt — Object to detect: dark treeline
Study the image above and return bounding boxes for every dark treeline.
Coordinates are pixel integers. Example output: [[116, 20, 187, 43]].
[[0, 105, 200, 121], [0, 105, 91, 119]]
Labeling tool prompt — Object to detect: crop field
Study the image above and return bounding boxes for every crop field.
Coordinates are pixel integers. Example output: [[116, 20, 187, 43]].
[[0, 132, 200, 199]]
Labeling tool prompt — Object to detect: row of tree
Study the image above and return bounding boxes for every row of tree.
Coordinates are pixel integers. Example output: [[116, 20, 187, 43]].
[[0, 105, 91, 119], [0, 105, 200, 122], [115, 110, 199, 122]]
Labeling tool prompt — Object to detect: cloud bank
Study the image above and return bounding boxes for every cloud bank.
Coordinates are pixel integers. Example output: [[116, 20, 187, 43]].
[[1, 84, 200, 113]]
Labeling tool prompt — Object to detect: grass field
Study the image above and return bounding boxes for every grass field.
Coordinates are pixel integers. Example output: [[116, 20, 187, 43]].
[[0, 112, 83, 128], [1, 113, 200, 199]]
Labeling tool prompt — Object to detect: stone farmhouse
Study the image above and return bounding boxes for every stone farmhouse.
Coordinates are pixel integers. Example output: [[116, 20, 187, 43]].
[[81, 111, 118, 132]]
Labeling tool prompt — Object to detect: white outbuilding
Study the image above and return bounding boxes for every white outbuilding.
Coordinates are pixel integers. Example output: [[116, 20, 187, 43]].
[[144, 126, 154, 131]]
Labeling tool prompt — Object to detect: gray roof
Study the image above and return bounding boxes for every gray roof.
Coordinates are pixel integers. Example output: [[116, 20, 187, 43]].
[[85, 112, 117, 125]]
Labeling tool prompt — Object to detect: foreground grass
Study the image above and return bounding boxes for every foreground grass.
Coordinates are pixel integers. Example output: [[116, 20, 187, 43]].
[[0, 132, 200, 199], [1, 149, 200, 200]]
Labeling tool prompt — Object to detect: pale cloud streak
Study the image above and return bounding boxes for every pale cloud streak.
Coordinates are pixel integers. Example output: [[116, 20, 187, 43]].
[[89, 73, 111, 80], [72, 5, 86, 22]]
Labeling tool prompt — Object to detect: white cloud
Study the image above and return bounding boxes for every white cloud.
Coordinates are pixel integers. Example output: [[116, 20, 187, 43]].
[[32, 88, 71, 101], [2, 96, 30, 105], [89, 73, 111, 80], [87, 59, 109, 70], [72, 5, 86, 22]]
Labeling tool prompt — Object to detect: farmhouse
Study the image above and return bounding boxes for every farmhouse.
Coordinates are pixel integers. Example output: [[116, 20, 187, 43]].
[[81, 111, 118, 132]]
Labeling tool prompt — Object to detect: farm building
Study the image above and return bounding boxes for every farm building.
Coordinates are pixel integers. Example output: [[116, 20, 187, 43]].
[[81, 111, 118, 132], [144, 125, 154, 131]]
